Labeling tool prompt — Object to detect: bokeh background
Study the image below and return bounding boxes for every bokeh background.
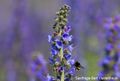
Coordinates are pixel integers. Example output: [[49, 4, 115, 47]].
[[0, 0, 120, 81]]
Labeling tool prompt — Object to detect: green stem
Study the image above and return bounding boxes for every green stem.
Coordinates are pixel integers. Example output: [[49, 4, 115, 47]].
[[60, 48, 63, 61], [60, 48, 64, 81], [61, 70, 64, 81]]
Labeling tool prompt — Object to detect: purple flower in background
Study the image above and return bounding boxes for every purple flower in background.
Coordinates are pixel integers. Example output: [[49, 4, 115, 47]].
[[48, 35, 52, 43], [114, 59, 120, 78], [98, 16, 120, 81], [48, 4, 82, 81], [30, 53, 48, 81], [114, 43, 120, 80]]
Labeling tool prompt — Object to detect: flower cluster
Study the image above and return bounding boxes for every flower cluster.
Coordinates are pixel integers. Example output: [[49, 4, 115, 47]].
[[98, 17, 120, 81], [114, 59, 120, 80], [48, 4, 81, 81], [30, 54, 48, 81]]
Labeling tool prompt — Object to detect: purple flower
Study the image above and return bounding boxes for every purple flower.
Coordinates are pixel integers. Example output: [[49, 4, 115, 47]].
[[68, 67, 75, 75], [31, 54, 48, 81], [105, 43, 113, 51], [68, 45, 73, 52], [64, 26, 71, 33], [98, 71, 104, 78], [48, 35, 52, 43], [64, 53, 71, 60], [51, 43, 59, 51], [98, 16, 120, 81], [67, 59, 75, 66], [103, 57, 111, 64], [51, 49, 58, 56], [56, 40, 63, 48], [49, 57, 55, 64], [47, 74, 55, 81], [63, 35, 72, 41], [48, 4, 81, 81], [114, 59, 120, 79], [63, 33, 69, 38]]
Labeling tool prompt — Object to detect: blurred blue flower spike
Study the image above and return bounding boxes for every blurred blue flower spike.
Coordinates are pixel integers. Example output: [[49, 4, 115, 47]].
[[98, 16, 120, 81], [30, 53, 48, 81]]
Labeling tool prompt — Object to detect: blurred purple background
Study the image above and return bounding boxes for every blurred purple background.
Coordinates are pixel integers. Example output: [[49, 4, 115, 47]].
[[0, 0, 120, 81]]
